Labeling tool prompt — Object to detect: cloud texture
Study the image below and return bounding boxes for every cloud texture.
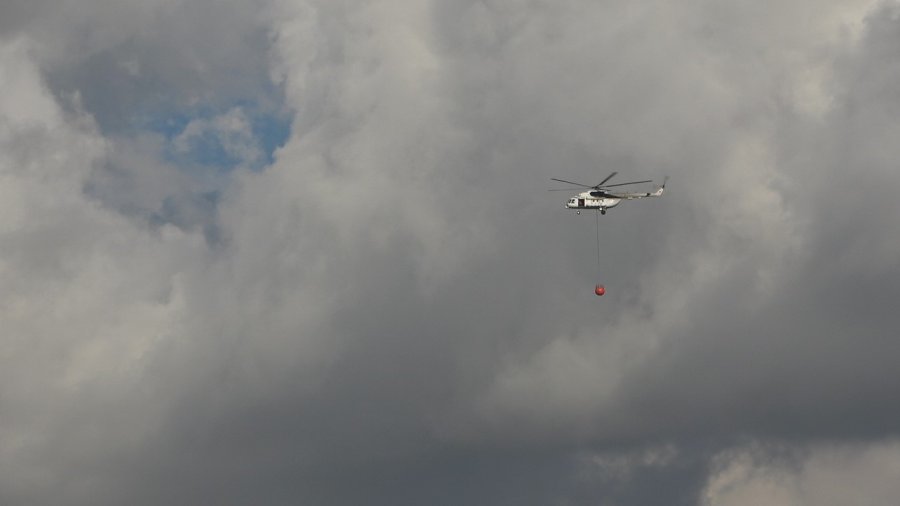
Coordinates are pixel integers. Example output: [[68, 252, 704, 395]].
[[2, 0, 900, 504]]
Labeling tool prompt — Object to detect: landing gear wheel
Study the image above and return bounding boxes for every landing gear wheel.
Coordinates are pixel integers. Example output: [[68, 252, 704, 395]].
[[600, 209, 606, 215], [576, 211, 581, 215]]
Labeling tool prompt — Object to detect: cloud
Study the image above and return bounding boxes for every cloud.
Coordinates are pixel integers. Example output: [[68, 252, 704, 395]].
[[0, 39, 204, 504], [702, 440, 900, 506], [2, 0, 900, 505], [26, 0, 274, 115]]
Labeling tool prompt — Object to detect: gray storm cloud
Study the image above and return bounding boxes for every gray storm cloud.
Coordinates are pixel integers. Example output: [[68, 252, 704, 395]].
[[1, 0, 900, 505]]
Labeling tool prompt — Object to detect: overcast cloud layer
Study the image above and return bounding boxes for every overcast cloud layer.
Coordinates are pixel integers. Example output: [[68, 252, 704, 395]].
[[2, 1, 900, 504]]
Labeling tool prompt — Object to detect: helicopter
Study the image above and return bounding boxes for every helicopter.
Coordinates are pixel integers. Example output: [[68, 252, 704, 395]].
[[551, 172, 667, 215]]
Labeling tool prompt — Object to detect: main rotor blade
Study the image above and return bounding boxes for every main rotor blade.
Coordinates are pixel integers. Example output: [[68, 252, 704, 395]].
[[551, 178, 593, 188], [601, 179, 653, 188], [548, 187, 588, 191], [596, 171, 618, 187]]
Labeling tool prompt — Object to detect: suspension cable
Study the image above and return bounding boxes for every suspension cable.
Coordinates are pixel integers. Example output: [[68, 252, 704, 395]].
[[595, 209, 601, 277]]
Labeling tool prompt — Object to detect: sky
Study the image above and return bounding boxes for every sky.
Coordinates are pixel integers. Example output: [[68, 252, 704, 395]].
[[2, 0, 900, 504]]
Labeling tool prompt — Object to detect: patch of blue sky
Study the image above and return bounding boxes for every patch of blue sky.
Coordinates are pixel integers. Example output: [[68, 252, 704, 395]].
[[140, 101, 291, 172]]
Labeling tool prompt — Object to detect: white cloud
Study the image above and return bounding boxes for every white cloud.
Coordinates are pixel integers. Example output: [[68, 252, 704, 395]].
[[703, 441, 900, 506], [0, 40, 61, 127], [0, 37, 206, 503]]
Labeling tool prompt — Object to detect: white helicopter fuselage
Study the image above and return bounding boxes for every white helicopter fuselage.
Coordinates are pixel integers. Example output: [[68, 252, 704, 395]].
[[565, 192, 621, 211], [565, 186, 664, 214]]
